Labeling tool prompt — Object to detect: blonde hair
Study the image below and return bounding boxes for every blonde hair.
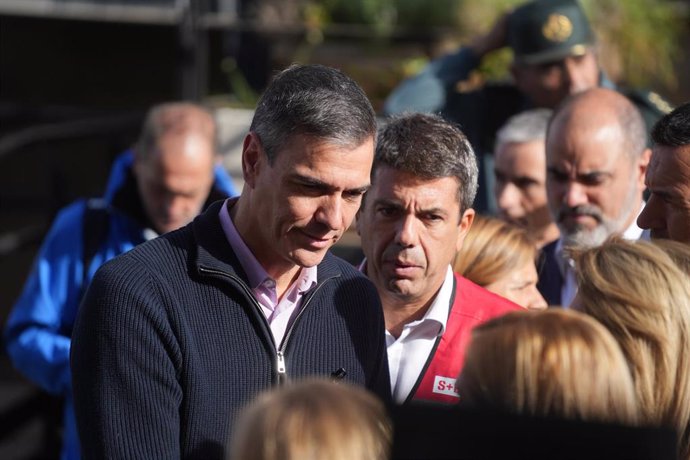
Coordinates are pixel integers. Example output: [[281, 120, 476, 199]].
[[453, 215, 537, 286], [229, 379, 392, 460], [573, 238, 690, 459], [653, 238, 690, 275], [458, 309, 638, 425]]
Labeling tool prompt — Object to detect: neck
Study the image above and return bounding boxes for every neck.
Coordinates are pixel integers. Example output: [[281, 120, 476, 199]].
[[231, 195, 301, 298], [381, 293, 435, 339], [536, 223, 561, 249]]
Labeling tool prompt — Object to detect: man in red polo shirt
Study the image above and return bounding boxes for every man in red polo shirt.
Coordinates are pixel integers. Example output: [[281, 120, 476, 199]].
[[357, 113, 521, 405]]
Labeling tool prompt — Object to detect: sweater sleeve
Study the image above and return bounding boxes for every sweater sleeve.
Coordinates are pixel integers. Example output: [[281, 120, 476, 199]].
[[3, 202, 87, 396], [383, 47, 481, 116], [361, 278, 393, 404], [71, 257, 183, 459]]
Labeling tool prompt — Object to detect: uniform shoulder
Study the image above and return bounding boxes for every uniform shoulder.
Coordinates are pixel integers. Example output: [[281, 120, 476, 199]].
[[620, 87, 674, 117]]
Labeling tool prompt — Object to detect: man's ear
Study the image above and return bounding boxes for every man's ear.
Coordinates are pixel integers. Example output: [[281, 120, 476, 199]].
[[242, 132, 264, 189], [456, 208, 475, 252], [355, 208, 363, 236], [637, 148, 652, 191]]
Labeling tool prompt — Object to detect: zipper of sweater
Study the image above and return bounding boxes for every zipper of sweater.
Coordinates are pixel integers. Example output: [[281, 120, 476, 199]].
[[199, 267, 339, 385], [276, 275, 339, 381], [197, 267, 278, 352], [276, 350, 287, 385]]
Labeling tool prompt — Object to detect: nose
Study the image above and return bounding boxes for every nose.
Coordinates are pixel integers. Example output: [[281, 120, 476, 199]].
[[527, 287, 548, 311], [637, 196, 664, 231], [315, 195, 343, 231], [163, 193, 187, 219], [562, 181, 587, 208], [563, 57, 589, 94], [395, 214, 418, 248], [496, 182, 520, 216]]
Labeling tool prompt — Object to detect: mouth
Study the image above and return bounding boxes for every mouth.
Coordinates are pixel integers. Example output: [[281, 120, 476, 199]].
[[559, 210, 601, 227], [502, 214, 528, 228], [299, 229, 337, 249], [649, 229, 668, 240], [385, 259, 422, 277]]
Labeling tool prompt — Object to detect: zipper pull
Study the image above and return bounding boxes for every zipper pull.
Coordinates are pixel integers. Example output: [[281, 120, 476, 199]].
[[276, 351, 287, 385]]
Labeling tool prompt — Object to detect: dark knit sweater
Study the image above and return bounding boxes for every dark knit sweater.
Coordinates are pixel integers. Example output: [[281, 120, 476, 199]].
[[71, 200, 391, 460]]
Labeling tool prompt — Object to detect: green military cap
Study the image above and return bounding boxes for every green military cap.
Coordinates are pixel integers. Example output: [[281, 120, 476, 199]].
[[508, 0, 595, 65]]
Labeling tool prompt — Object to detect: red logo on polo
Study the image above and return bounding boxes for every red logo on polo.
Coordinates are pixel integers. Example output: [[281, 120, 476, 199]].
[[432, 375, 460, 398]]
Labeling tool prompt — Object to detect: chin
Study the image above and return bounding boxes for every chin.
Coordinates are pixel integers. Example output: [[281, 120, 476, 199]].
[[289, 247, 331, 268], [562, 226, 609, 249]]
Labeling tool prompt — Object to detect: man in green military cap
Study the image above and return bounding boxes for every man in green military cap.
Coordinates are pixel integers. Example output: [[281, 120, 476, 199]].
[[384, 0, 671, 213]]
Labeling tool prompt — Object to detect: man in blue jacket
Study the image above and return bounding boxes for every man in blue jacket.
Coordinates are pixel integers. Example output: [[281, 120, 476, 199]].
[[3, 102, 237, 460], [70, 64, 390, 460]]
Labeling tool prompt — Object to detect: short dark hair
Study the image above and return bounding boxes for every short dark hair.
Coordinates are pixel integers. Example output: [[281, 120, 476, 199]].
[[250, 64, 377, 163], [372, 113, 478, 212], [652, 101, 690, 147]]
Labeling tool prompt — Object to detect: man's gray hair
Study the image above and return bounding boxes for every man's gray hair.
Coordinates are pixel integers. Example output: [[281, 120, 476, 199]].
[[250, 64, 377, 163], [495, 108, 552, 151]]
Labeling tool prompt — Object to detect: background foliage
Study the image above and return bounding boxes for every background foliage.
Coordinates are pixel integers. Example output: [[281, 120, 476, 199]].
[[305, 0, 684, 89]]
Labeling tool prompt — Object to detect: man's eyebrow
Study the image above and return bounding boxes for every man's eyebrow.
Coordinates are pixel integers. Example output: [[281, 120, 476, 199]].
[[290, 173, 369, 194], [347, 184, 371, 194], [649, 188, 673, 200], [577, 170, 612, 180], [372, 198, 403, 208], [504, 173, 539, 183]]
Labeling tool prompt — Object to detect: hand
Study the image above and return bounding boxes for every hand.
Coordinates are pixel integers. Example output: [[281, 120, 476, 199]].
[[469, 11, 511, 59]]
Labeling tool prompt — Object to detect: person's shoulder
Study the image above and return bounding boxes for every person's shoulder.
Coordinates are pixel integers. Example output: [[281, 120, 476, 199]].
[[453, 273, 522, 316], [620, 87, 674, 117], [319, 253, 380, 300], [40, 199, 91, 245], [320, 251, 366, 278], [101, 225, 193, 274]]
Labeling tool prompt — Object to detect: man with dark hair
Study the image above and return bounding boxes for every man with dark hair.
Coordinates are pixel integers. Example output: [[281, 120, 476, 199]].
[[538, 88, 651, 306], [70, 64, 390, 459], [357, 113, 520, 405], [637, 102, 690, 243], [4, 102, 237, 460], [384, 0, 670, 212]]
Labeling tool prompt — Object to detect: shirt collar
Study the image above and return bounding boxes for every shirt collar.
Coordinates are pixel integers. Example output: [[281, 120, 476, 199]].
[[367, 259, 453, 338], [422, 266, 455, 336]]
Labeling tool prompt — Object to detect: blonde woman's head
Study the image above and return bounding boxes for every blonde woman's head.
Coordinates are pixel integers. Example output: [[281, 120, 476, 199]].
[[229, 379, 391, 460], [458, 309, 638, 425], [652, 238, 690, 275], [572, 237, 690, 459], [454, 215, 546, 310]]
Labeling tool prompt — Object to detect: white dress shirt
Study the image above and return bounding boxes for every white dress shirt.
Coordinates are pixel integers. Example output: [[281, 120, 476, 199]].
[[386, 266, 454, 403]]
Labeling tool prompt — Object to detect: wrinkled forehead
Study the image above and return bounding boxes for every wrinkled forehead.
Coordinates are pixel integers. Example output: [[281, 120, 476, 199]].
[[368, 166, 461, 206]]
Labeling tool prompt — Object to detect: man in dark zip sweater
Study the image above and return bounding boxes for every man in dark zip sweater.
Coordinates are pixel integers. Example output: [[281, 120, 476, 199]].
[[70, 64, 390, 459]]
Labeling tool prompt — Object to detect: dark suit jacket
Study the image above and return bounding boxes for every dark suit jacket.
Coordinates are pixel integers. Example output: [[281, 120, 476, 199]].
[[537, 240, 563, 307]]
